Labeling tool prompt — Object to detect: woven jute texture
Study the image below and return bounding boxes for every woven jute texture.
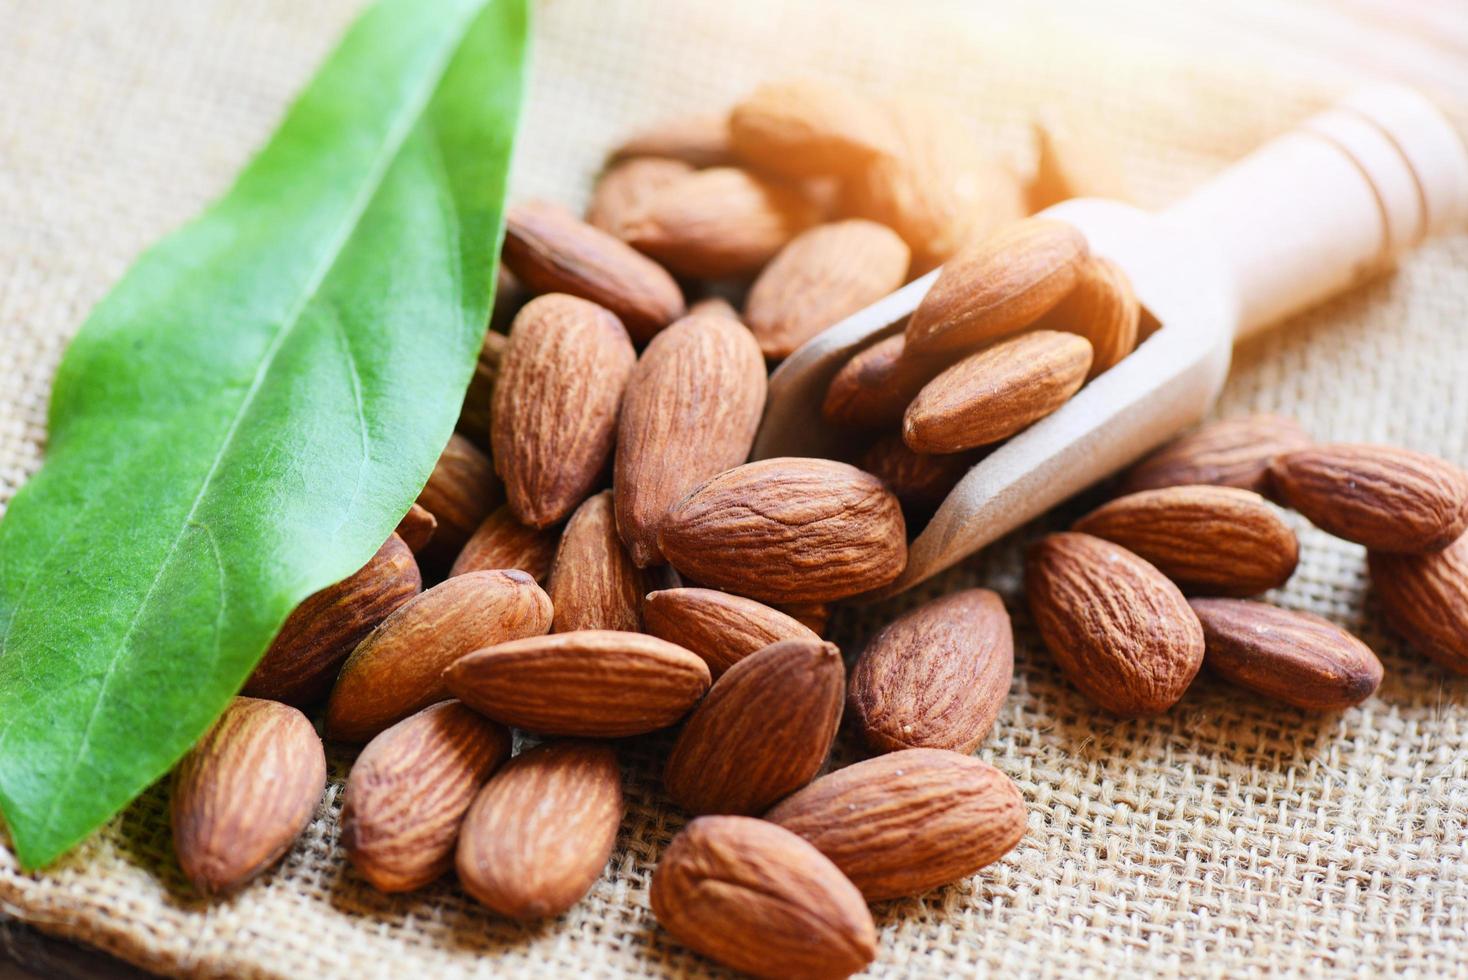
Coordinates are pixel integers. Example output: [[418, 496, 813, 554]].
[[3, 0, 1467, 977]]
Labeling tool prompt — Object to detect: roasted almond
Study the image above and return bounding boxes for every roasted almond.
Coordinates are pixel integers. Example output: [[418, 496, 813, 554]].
[[820, 333, 958, 430], [766, 749, 1026, 901], [171, 697, 325, 895], [341, 701, 511, 893], [456, 741, 623, 919], [614, 311, 767, 567], [659, 457, 907, 603], [445, 630, 710, 737], [1270, 443, 1468, 553], [859, 434, 980, 516], [651, 815, 876, 980], [848, 589, 1013, 754], [491, 294, 636, 528], [1025, 532, 1205, 716], [1027, 113, 1132, 212], [417, 433, 501, 568], [449, 503, 560, 582], [393, 503, 438, 555], [325, 570, 553, 743], [743, 219, 910, 360], [1073, 486, 1299, 596], [587, 157, 695, 238], [243, 533, 421, 706], [1119, 414, 1311, 497], [1189, 599, 1382, 710], [610, 113, 735, 168], [904, 218, 1089, 357], [643, 587, 819, 678], [1369, 531, 1468, 674], [903, 330, 1092, 454], [456, 329, 506, 450], [729, 79, 896, 178], [1036, 255, 1140, 378], [548, 490, 646, 632], [664, 638, 843, 815]]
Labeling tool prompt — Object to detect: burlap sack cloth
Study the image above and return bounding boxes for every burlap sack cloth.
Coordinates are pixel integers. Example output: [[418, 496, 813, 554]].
[[4, 0, 1468, 976]]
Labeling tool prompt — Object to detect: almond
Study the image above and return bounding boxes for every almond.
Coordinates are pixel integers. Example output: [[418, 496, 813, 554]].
[[820, 333, 958, 430], [1036, 255, 1140, 378], [1073, 486, 1298, 596], [643, 587, 819, 678], [1270, 443, 1468, 553], [587, 157, 694, 238], [1369, 531, 1468, 674], [728, 79, 896, 178], [456, 329, 506, 450], [456, 741, 623, 919], [445, 630, 710, 737], [766, 749, 1026, 901], [743, 219, 910, 360], [848, 589, 1013, 754], [904, 218, 1089, 357], [614, 311, 767, 566], [325, 570, 552, 743], [650, 815, 876, 980], [417, 433, 501, 568], [243, 533, 421, 706], [548, 490, 646, 632], [1119, 414, 1311, 497], [1189, 599, 1383, 710], [859, 434, 980, 516], [171, 697, 325, 895], [776, 601, 832, 637], [903, 330, 1092, 454], [664, 638, 843, 815], [1025, 532, 1205, 716], [1027, 113, 1132, 212], [659, 457, 907, 603], [449, 503, 560, 582], [393, 503, 438, 555], [610, 113, 735, 168], [491, 294, 636, 528], [621, 167, 820, 279], [341, 701, 511, 893]]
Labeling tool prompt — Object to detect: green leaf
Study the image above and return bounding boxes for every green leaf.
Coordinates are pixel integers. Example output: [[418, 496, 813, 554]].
[[0, 0, 528, 868]]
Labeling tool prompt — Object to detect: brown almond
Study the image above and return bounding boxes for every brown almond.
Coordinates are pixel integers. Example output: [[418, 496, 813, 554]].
[[1369, 531, 1468, 674], [664, 638, 843, 815], [417, 433, 501, 567], [651, 816, 876, 980], [491, 294, 636, 528], [341, 701, 511, 893], [1025, 532, 1205, 716], [1119, 414, 1311, 497], [1270, 443, 1468, 553], [903, 330, 1092, 454], [904, 218, 1089, 357], [820, 333, 958, 430], [643, 587, 819, 678], [848, 589, 1013, 754], [1036, 255, 1140, 378], [394, 503, 438, 555], [445, 630, 710, 737], [587, 157, 694, 238], [456, 329, 506, 450], [1189, 599, 1383, 710], [171, 697, 325, 895], [1027, 113, 1132, 212], [860, 434, 980, 516], [614, 311, 767, 567], [244, 534, 422, 706], [325, 570, 553, 743], [728, 79, 896, 178], [743, 219, 910, 360], [766, 749, 1026, 901], [659, 457, 907, 603], [456, 741, 623, 919], [449, 503, 560, 582], [610, 113, 735, 168], [1073, 486, 1299, 596], [548, 490, 646, 632]]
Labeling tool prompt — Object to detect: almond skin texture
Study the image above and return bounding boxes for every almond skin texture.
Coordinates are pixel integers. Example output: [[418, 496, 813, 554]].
[[1073, 486, 1299, 596], [548, 490, 646, 632], [903, 330, 1092, 454], [1369, 531, 1468, 674], [503, 200, 685, 344], [394, 503, 438, 555], [650, 816, 876, 980], [848, 589, 1013, 754], [1120, 414, 1311, 497], [643, 587, 819, 678], [860, 434, 980, 517], [492, 294, 637, 528], [766, 749, 1026, 901], [445, 630, 710, 737], [456, 741, 623, 919], [659, 457, 907, 603], [587, 157, 694, 238], [614, 312, 767, 567], [664, 638, 844, 815], [1036, 255, 1140, 378], [820, 333, 959, 430], [1270, 444, 1468, 553], [743, 219, 910, 360], [1025, 532, 1205, 716], [325, 570, 553, 743], [610, 113, 735, 168], [621, 167, 820, 279], [244, 534, 421, 705], [904, 218, 1089, 356], [341, 701, 511, 893], [729, 79, 896, 178], [171, 698, 325, 895], [1189, 599, 1383, 710], [417, 433, 501, 568], [449, 504, 560, 582], [456, 329, 506, 451]]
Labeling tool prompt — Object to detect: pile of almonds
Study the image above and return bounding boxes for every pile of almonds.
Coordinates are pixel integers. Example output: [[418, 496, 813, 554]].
[[162, 79, 1468, 980]]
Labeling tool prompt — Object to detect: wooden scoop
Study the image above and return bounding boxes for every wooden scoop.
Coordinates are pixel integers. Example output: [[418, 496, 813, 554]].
[[753, 84, 1468, 598]]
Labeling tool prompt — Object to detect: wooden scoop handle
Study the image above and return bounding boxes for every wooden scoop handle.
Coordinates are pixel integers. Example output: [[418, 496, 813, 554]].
[[1161, 83, 1468, 340]]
